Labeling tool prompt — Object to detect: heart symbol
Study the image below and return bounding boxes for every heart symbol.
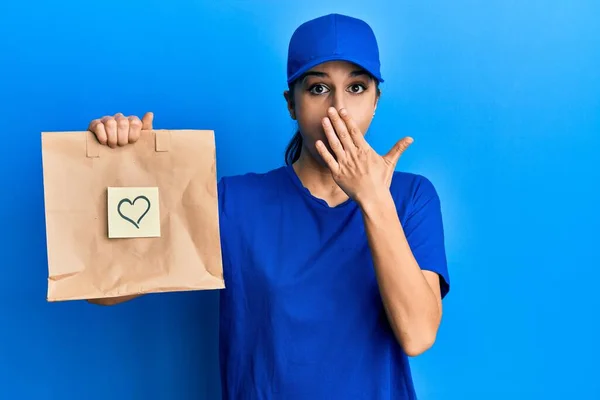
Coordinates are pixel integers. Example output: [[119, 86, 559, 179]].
[[117, 196, 151, 229]]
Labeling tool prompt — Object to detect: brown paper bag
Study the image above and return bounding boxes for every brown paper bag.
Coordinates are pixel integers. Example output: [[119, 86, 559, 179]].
[[41, 129, 225, 301]]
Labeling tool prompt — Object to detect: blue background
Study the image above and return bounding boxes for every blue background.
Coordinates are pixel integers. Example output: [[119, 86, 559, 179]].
[[1, 0, 598, 399]]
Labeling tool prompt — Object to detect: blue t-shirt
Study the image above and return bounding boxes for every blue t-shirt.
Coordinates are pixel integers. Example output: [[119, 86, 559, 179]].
[[217, 165, 450, 400]]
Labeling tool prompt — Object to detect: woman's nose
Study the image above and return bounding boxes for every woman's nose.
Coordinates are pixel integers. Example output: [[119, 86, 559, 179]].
[[331, 91, 345, 111]]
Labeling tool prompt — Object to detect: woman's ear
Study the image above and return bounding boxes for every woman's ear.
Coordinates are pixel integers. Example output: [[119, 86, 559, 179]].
[[283, 90, 296, 120]]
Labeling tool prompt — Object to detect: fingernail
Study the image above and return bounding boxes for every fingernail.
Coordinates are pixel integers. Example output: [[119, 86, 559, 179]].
[[339, 108, 347, 116]]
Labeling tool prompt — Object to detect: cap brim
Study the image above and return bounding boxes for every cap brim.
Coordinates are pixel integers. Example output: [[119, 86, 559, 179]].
[[287, 55, 384, 84]]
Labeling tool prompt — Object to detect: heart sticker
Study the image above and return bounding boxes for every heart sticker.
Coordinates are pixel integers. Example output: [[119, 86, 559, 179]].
[[117, 196, 151, 229]]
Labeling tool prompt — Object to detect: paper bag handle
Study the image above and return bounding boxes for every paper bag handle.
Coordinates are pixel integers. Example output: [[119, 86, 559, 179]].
[[86, 129, 171, 158]]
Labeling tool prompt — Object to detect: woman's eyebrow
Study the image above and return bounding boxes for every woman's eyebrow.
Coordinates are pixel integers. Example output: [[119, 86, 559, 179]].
[[349, 69, 368, 77]]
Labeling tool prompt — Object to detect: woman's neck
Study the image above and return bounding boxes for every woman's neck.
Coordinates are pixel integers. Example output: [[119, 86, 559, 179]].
[[292, 145, 350, 207]]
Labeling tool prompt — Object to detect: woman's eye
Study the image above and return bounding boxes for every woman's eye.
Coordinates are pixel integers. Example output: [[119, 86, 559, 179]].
[[309, 84, 329, 95], [348, 84, 366, 94]]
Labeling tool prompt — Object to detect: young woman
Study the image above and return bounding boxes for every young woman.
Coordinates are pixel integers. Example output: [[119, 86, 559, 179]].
[[88, 13, 450, 400]]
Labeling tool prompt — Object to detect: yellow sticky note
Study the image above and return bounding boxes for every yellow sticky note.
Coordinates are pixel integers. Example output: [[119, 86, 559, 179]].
[[107, 187, 161, 238]]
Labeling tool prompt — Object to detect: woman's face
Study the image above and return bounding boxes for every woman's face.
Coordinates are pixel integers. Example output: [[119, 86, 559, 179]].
[[285, 60, 380, 165]]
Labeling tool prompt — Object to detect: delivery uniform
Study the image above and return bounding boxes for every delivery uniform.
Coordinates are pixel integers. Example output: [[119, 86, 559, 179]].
[[215, 13, 450, 400]]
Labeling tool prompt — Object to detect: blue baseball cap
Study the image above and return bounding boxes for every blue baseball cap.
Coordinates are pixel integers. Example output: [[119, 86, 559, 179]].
[[287, 13, 384, 85]]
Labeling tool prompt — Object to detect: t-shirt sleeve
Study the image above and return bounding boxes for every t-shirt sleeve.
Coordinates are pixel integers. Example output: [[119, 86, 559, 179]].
[[217, 177, 233, 285], [402, 175, 450, 299]]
